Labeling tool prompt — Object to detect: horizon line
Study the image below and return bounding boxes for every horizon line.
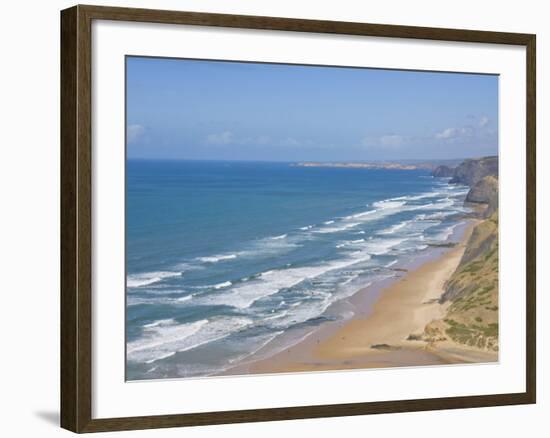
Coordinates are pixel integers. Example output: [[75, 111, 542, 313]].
[[126, 156, 495, 163]]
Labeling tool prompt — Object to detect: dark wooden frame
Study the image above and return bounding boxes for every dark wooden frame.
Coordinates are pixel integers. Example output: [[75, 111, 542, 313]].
[[61, 4, 536, 433]]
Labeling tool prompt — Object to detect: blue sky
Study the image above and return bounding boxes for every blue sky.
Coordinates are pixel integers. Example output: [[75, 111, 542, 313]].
[[126, 56, 498, 161]]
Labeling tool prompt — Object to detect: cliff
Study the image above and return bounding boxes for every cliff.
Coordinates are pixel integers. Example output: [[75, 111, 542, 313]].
[[449, 156, 498, 186], [432, 156, 498, 186], [441, 211, 499, 350], [416, 156, 499, 352], [418, 211, 499, 352], [431, 165, 455, 177], [465, 175, 498, 217], [433, 156, 498, 218]]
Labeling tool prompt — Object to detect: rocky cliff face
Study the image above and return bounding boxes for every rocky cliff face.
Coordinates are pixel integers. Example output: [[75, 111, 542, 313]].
[[431, 165, 455, 177], [449, 156, 498, 186], [432, 156, 498, 186], [465, 175, 499, 218], [433, 156, 498, 218]]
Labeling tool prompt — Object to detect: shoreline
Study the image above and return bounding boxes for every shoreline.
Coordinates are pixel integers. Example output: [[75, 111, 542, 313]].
[[221, 219, 497, 376]]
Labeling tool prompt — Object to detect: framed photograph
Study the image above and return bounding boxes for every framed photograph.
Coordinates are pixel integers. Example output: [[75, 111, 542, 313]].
[[60, 5, 536, 433]]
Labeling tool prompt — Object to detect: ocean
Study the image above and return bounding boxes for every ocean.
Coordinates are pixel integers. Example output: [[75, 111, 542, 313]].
[[126, 160, 470, 380]]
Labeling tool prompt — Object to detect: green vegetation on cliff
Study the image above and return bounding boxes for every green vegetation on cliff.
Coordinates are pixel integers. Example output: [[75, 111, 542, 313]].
[[440, 210, 499, 351], [419, 211, 499, 351], [421, 156, 499, 352]]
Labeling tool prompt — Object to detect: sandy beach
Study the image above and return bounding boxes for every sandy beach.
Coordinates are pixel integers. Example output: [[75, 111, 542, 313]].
[[225, 219, 497, 376]]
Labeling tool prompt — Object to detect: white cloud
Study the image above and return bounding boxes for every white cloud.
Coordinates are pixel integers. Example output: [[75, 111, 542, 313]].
[[435, 126, 474, 140], [206, 130, 234, 145], [436, 116, 490, 142], [435, 127, 458, 139], [479, 116, 490, 127], [127, 124, 145, 144], [380, 134, 404, 147]]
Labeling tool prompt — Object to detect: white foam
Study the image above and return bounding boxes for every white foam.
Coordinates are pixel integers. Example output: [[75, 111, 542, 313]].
[[404, 191, 445, 201], [416, 211, 455, 220], [340, 199, 409, 225], [127, 317, 252, 364], [337, 238, 366, 249], [299, 225, 314, 230], [270, 234, 287, 240], [264, 292, 333, 330], [348, 209, 378, 219], [197, 254, 238, 263], [334, 191, 463, 231], [200, 253, 373, 310], [372, 199, 407, 209], [315, 222, 361, 234], [432, 222, 462, 241], [363, 237, 408, 255], [142, 318, 176, 329], [150, 352, 176, 362], [414, 198, 455, 211], [324, 220, 335, 225], [263, 310, 290, 321], [377, 220, 411, 235], [213, 281, 232, 290], [316, 192, 448, 238], [127, 292, 197, 306], [127, 271, 181, 288]]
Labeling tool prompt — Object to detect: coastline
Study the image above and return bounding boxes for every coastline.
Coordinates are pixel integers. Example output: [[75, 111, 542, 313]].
[[222, 219, 497, 376]]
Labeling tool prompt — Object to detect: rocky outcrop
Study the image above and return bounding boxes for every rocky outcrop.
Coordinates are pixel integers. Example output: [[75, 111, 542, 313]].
[[432, 156, 498, 186], [432, 156, 498, 218], [431, 165, 455, 177], [449, 156, 498, 186], [465, 175, 498, 218]]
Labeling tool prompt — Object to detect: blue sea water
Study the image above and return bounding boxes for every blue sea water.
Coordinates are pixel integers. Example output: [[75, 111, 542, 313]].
[[126, 160, 470, 380]]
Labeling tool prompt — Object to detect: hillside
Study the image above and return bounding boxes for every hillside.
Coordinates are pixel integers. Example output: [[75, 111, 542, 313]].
[[417, 157, 499, 353]]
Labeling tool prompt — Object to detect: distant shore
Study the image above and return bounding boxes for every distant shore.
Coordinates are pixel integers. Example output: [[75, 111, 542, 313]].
[[293, 161, 435, 171], [222, 219, 497, 376]]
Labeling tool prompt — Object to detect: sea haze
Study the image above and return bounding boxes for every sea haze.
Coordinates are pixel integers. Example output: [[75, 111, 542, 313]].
[[126, 160, 470, 380]]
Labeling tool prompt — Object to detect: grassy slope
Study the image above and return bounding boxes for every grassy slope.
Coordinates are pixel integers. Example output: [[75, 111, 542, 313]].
[[422, 210, 499, 352]]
